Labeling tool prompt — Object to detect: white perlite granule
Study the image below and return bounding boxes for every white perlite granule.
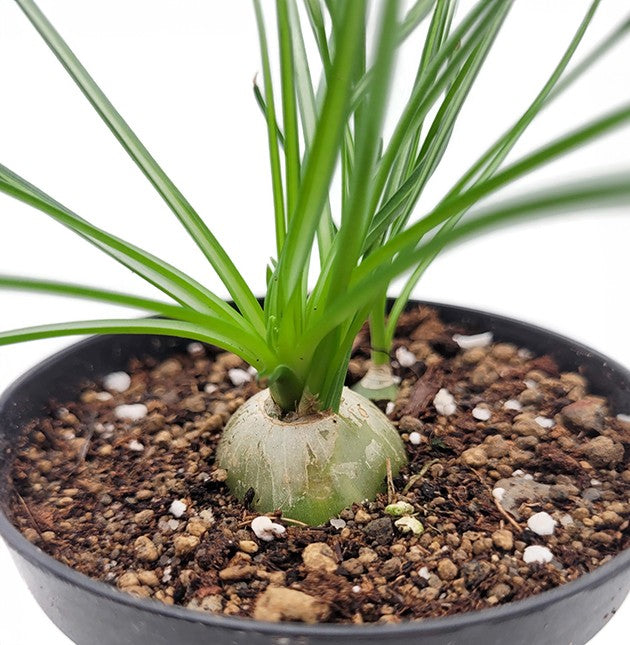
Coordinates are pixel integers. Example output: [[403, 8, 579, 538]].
[[527, 511, 557, 536], [523, 545, 553, 564], [204, 383, 218, 394], [169, 500, 187, 518], [503, 399, 522, 411], [114, 403, 148, 421], [228, 368, 252, 386], [616, 413, 630, 423], [187, 342, 205, 356], [386, 402, 395, 416], [433, 388, 456, 416], [395, 346, 417, 367], [127, 439, 144, 452], [103, 371, 131, 392], [535, 416, 555, 429], [251, 516, 286, 541], [418, 566, 430, 580], [452, 331, 493, 349], [408, 431, 422, 445], [330, 518, 346, 530], [472, 406, 491, 421]]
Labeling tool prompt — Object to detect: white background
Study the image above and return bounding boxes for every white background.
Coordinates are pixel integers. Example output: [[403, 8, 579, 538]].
[[0, 1, 628, 643]]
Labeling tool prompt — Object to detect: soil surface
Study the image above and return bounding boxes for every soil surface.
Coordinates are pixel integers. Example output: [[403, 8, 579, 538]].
[[8, 306, 630, 624]]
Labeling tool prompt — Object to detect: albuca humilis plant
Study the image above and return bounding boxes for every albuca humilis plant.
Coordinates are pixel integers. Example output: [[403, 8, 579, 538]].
[[1, 0, 629, 523]]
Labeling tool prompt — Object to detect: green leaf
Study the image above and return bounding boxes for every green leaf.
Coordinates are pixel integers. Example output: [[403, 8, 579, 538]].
[[0, 275, 197, 321], [274, 0, 367, 306], [276, 0, 301, 224], [304, 0, 332, 77], [362, 103, 630, 277], [253, 1, 287, 253], [253, 79, 286, 147], [302, 175, 630, 353], [374, 3, 510, 250], [385, 0, 606, 341], [285, 1, 336, 265], [0, 163, 240, 323], [446, 0, 603, 198], [315, 0, 401, 307], [0, 317, 275, 368], [400, 0, 439, 41], [15, 0, 264, 332], [369, 0, 502, 213]]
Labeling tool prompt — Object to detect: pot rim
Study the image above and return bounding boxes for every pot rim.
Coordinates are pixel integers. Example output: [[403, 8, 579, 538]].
[[1, 299, 629, 637]]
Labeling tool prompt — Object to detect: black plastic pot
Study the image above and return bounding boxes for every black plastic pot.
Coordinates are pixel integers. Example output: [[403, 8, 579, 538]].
[[1, 301, 629, 645]]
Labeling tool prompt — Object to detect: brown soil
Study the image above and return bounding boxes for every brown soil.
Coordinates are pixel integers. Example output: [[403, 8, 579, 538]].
[[8, 306, 630, 624]]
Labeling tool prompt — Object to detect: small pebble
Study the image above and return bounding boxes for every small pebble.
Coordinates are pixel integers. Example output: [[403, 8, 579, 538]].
[[408, 431, 422, 445], [527, 512, 557, 536], [239, 540, 259, 554], [437, 558, 458, 581], [433, 388, 456, 416], [134, 536, 158, 562], [535, 416, 555, 429], [128, 440, 144, 452], [523, 545, 553, 564], [173, 534, 200, 556], [461, 446, 487, 467], [302, 543, 337, 573], [395, 346, 417, 367], [452, 332, 493, 349], [95, 392, 113, 401], [492, 529, 514, 550], [169, 500, 187, 518], [228, 368, 252, 386], [503, 399, 522, 411], [472, 406, 491, 421], [115, 404, 148, 421], [103, 371, 131, 393], [204, 383, 218, 394], [251, 516, 286, 541]]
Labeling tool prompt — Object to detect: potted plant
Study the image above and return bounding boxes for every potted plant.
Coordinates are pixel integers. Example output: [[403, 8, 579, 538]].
[[0, 0, 628, 643]]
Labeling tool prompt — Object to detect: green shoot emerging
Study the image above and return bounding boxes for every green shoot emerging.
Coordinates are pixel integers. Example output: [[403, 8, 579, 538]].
[[1, 0, 629, 522]]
